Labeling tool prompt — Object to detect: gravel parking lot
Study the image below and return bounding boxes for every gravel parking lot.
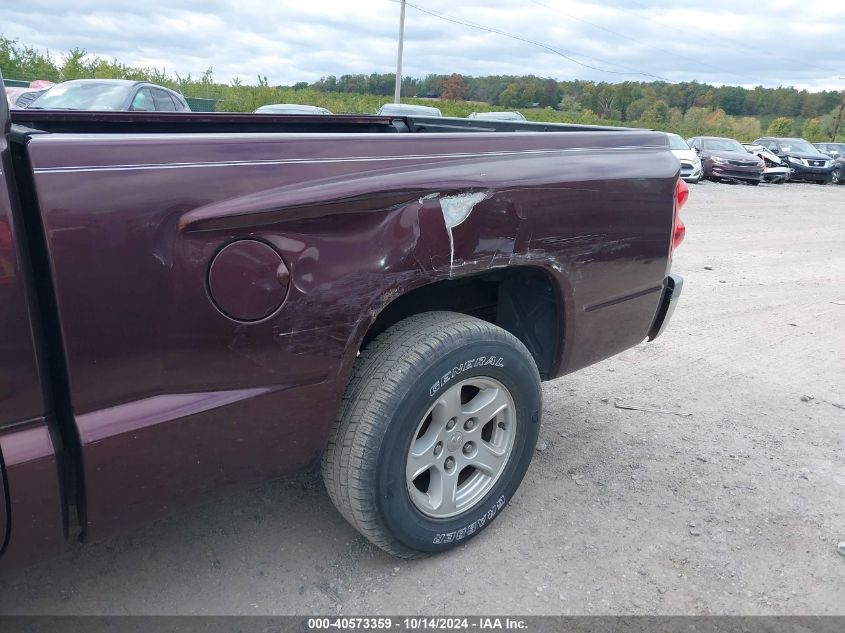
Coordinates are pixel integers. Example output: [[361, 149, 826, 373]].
[[1, 181, 843, 615]]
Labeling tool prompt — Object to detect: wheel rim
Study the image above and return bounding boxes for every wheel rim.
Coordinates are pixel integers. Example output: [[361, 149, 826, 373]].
[[833, 169, 841, 184], [406, 377, 516, 519]]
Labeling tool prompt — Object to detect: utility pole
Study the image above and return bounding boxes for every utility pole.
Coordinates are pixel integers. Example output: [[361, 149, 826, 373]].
[[832, 76, 845, 142], [394, 0, 406, 104]]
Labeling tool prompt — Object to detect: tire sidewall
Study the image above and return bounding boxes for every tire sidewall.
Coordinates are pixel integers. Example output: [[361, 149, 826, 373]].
[[373, 337, 541, 554]]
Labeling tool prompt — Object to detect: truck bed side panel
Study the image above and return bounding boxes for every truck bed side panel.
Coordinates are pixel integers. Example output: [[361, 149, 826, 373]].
[[24, 130, 676, 539]]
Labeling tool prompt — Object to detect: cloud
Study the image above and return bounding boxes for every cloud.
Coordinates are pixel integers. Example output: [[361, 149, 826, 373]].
[[3, 0, 844, 90]]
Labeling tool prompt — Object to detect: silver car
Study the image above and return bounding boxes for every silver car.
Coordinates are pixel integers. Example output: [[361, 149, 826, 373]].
[[27, 79, 190, 111]]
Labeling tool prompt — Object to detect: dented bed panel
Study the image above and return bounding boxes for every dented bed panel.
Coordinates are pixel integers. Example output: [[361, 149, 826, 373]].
[[22, 129, 675, 539]]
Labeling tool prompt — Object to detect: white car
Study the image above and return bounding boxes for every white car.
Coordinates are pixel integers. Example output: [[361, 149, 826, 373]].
[[377, 103, 442, 117], [254, 104, 332, 115], [468, 111, 526, 122], [666, 133, 703, 183]]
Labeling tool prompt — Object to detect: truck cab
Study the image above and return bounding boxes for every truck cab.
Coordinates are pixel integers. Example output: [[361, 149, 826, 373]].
[[0, 87, 67, 567]]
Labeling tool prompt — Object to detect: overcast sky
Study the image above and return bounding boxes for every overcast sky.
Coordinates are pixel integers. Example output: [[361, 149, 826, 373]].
[[5, 0, 845, 90]]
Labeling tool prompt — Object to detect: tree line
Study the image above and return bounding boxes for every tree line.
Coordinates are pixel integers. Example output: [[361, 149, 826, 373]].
[[314, 72, 842, 119], [2, 36, 842, 141]]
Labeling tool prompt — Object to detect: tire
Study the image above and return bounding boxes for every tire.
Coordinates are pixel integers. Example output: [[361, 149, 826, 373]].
[[322, 311, 542, 558], [831, 168, 842, 185], [748, 180, 760, 186]]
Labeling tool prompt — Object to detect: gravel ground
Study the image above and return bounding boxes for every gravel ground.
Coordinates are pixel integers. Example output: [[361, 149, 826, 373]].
[[1, 181, 843, 615]]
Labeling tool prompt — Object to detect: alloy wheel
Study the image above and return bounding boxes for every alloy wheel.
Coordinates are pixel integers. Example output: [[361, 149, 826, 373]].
[[406, 377, 516, 518]]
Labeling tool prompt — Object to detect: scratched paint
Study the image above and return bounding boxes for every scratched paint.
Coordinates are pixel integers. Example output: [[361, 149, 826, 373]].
[[435, 191, 490, 272]]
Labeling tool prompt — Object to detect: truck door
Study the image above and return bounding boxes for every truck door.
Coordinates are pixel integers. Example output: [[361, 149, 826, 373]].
[[0, 74, 65, 568]]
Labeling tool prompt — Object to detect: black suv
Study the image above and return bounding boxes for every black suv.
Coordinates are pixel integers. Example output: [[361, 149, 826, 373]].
[[814, 143, 845, 185], [752, 137, 835, 184]]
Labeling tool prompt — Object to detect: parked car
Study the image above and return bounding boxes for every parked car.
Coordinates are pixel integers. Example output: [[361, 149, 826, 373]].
[[814, 142, 845, 159], [255, 104, 332, 115], [26, 79, 191, 112], [377, 102, 443, 117], [468, 111, 526, 122], [666, 133, 702, 183], [1, 75, 685, 568], [687, 136, 764, 185], [814, 143, 845, 185], [4, 80, 54, 109], [751, 137, 834, 184], [4, 87, 46, 109], [742, 144, 791, 184], [832, 158, 845, 185]]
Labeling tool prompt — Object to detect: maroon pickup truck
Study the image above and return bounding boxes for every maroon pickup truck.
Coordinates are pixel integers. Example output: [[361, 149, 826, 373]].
[[0, 76, 685, 569]]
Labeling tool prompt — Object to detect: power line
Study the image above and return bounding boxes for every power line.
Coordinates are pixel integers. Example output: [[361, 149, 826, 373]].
[[621, 0, 839, 77], [391, 0, 676, 82], [528, 0, 746, 81]]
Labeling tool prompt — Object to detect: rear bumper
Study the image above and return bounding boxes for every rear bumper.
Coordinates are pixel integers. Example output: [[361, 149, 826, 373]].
[[648, 274, 683, 341]]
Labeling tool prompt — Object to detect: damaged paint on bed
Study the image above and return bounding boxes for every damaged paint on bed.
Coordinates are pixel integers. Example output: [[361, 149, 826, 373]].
[[434, 191, 490, 272], [439, 191, 489, 229]]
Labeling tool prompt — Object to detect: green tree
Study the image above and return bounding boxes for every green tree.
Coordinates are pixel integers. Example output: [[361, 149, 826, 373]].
[[625, 97, 650, 121], [498, 83, 522, 108], [595, 84, 616, 118], [731, 117, 762, 141], [714, 85, 746, 115], [767, 117, 795, 136], [558, 95, 581, 114], [638, 100, 670, 127], [60, 48, 90, 80], [802, 118, 826, 142], [498, 80, 537, 108], [0, 36, 61, 81]]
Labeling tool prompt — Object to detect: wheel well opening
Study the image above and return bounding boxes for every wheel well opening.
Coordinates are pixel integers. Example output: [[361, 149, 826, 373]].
[[362, 267, 563, 380]]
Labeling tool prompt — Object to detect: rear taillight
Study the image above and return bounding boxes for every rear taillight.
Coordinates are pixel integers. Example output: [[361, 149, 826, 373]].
[[671, 178, 688, 255]]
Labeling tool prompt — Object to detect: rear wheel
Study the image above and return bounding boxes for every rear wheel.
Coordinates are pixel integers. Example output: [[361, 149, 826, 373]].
[[322, 312, 542, 558]]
